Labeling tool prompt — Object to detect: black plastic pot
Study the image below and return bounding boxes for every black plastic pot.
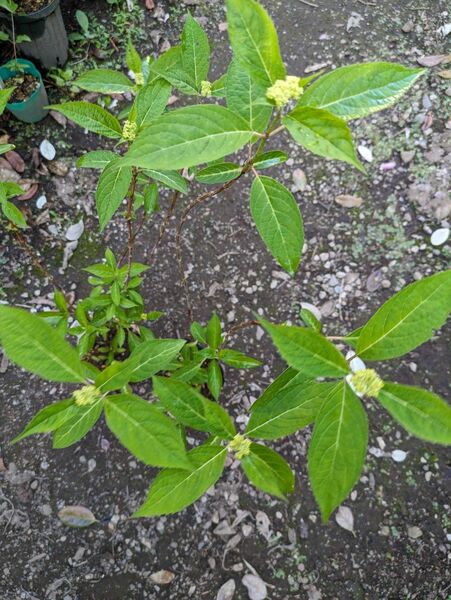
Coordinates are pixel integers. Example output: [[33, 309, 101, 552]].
[[4, 0, 68, 69]]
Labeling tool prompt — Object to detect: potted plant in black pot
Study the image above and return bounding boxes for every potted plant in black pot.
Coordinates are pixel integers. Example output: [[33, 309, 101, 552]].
[[0, 0, 67, 68], [0, 0, 48, 122]]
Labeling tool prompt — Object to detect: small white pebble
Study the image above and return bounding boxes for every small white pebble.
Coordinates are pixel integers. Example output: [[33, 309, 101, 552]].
[[40, 139, 56, 161], [392, 450, 407, 462]]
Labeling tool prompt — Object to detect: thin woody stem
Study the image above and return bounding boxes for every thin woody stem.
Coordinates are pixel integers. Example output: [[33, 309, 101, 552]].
[[14, 230, 63, 293], [121, 168, 138, 280], [223, 319, 259, 342], [147, 190, 180, 262]]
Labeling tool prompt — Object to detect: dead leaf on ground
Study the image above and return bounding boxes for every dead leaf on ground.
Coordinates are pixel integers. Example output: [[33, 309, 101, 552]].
[[150, 570, 175, 585], [242, 574, 267, 600], [437, 69, 451, 79], [58, 505, 97, 528], [417, 54, 451, 67], [145, 0, 155, 8], [335, 194, 363, 208], [335, 506, 355, 534], [217, 579, 236, 600], [5, 150, 25, 173], [49, 110, 67, 127]]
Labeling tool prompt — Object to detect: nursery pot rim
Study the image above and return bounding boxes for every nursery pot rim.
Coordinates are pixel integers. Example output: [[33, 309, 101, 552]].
[[0, 58, 45, 109], [1, 0, 59, 22]]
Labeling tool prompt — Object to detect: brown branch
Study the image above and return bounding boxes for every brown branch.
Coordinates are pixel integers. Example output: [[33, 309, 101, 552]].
[[14, 230, 63, 293], [147, 190, 180, 262], [224, 319, 259, 342]]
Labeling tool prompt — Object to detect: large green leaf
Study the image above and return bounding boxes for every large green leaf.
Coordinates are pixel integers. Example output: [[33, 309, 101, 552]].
[[122, 105, 253, 170], [378, 383, 451, 445], [95, 160, 132, 231], [250, 176, 304, 275], [149, 46, 198, 95], [1, 200, 27, 229], [53, 400, 103, 448], [226, 0, 286, 86], [246, 380, 332, 440], [308, 381, 368, 521], [226, 59, 272, 133], [104, 394, 191, 468], [261, 319, 350, 378], [145, 169, 188, 194], [77, 150, 116, 170], [135, 79, 172, 127], [283, 107, 364, 172], [241, 443, 294, 499], [0, 306, 86, 383], [12, 398, 75, 443], [134, 444, 227, 516], [195, 163, 241, 185], [47, 102, 122, 139], [152, 376, 235, 439], [95, 339, 185, 391], [356, 270, 451, 361], [297, 62, 425, 120], [181, 13, 210, 90], [0, 87, 14, 114], [75, 69, 135, 94]]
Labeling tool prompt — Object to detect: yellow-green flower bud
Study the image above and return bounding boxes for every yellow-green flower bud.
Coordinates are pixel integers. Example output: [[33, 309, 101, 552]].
[[200, 80, 212, 97], [228, 434, 251, 460], [350, 369, 384, 398], [73, 385, 100, 407], [122, 119, 138, 142], [135, 72, 144, 86], [266, 75, 303, 108]]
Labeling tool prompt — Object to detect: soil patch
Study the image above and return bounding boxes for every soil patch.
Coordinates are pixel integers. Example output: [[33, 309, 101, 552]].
[[16, 0, 51, 14], [7, 72, 39, 102]]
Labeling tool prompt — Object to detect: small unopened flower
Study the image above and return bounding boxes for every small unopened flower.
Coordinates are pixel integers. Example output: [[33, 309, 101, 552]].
[[73, 385, 100, 407], [266, 76, 303, 108], [200, 80, 212, 97], [134, 72, 144, 86], [228, 434, 251, 460], [122, 119, 138, 142], [350, 369, 384, 398]]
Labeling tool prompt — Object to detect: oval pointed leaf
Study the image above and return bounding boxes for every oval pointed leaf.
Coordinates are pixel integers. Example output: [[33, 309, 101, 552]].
[[253, 150, 288, 170], [75, 69, 135, 94], [226, 0, 286, 86], [250, 176, 304, 275], [12, 398, 75, 443], [58, 505, 97, 528], [297, 62, 425, 120], [77, 150, 116, 170], [308, 382, 368, 521], [53, 400, 103, 449], [96, 160, 132, 231], [0, 306, 86, 383], [195, 163, 241, 184], [378, 383, 451, 445], [134, 444, 227, 516], [261, 319, 350, 378], [104, 394, 191, 469], [283, 107, 364, 172], [241, 443, 294, 499], [145, 169, 188, 194], [356, 270, 451, 360], [181, 13, 210, 89], [135, 79, 172, 127], [47, 102, 122, 139], [123, 105, 253, 170]]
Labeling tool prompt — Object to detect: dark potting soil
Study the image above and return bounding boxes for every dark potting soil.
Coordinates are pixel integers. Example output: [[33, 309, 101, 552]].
[[7, 72, 39, 102], [16, 0, 51, 13]]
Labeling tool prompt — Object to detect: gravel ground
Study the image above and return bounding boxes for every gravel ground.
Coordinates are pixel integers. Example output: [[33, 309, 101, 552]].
[[0, 0, 450, 598]]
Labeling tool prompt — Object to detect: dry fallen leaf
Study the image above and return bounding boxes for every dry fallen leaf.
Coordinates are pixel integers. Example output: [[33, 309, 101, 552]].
[[217, 579, 236, 600], [65, 220, 84, 241], [49, 110, 67, 127], [5, 150, 25, 173], [150, 570, 175, 585], [17, 181, 39, 201], [335, 194, 363, 208], [242, 574, 267, 600], [335, 506, 354, 534], [437, 69, 451, 79], [417, 54, 451, 67], [145, 0, 155, 8], [58, 505, 97, 528]]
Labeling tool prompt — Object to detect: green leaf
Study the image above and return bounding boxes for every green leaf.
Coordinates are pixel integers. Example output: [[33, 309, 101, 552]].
[[152, 376, 235, 439], [378, 383, 451, 445], [150, 46, 198, 95], [95, 339, 186, 391], [134, 444, 227, 517], [104, 394, 191, 468], [250, 176, 304, 275], [126, 39, 142, 74], [181, 13, 210, 90], [299, 307, 322, 333], [253, 150, 288, 170], [11, 398, 75, 443], [123, 105, 253, 170], [96, 159, 132, 231], [195, 163, 241, 185], [135, 79, 171, 127], [75, 9, 89, 32], [356, 271, 451, 361], [0, 143, 15, 155], [145, 169, 188, 194], [207, 360, 223, 400], [219, 349, 261, 369], [77, 150, 116, 170], [226, 59, 272, 133], [211, 74, 227, 97], [226, 0, 286, 86], [261, 319, 350, 378], [0, 306, 86, 383], [74, 69, 135, 94], [190, 321, 207, 344], [143, 184, 159, 214], [53, 400, 103, 449], [308, 381, 368, 521], [1, 200, 27, 229], [47, 102, 122, 139], [0, 0, 17, 14], [297, 62, 425, 120], [241, 443, 294, 499], [283, 107, 364, 172], [206, 313, 222, 349], [246, 380, 332, 440], [0, 87, 14, 113]]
